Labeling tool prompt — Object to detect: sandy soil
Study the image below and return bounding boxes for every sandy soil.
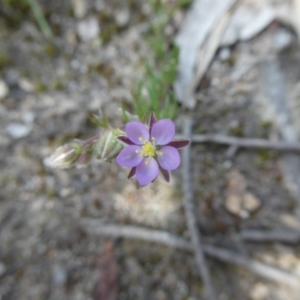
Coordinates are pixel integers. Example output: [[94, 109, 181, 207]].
[[1, 0, 300, 299]]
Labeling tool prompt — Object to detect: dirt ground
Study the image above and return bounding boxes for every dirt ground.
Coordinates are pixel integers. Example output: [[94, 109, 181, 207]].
[[1, 0, 300, 299]]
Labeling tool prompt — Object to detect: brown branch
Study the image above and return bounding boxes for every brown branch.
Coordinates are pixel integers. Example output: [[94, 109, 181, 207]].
[[175, 134, 300, 152], [182, 118, 217, 300], [81, 220, 300, 288]]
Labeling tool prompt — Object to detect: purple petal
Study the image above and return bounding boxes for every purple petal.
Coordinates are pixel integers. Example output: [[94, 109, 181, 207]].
[[159, 165, 170, 182], [116, 145, 143, 167], [148, 112, 157, 133], [167, 139, 190, 149], [151, 119, 175, 145], [117, 136, 134, 145], [128, 167, 136, 179], [125, 121, 149, 145], [136, 157, 159, 185], [157, 146, 180, 171]]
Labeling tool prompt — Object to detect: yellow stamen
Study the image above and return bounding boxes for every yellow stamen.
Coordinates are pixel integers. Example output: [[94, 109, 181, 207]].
[[141, 141, 156, 157]]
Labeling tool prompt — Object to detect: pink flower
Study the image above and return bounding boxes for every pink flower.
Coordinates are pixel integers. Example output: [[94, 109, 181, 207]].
[[116, 113, 189, 185]]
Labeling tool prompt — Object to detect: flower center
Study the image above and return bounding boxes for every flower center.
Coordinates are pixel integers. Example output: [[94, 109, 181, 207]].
[[141, 141, 156, 157]]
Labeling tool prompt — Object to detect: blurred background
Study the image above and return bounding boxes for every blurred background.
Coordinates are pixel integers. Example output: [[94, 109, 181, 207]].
[[1, 0, 300, 299]]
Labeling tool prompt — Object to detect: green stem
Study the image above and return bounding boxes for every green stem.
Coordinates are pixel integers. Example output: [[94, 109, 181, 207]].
[[26, 0, 53, 38]]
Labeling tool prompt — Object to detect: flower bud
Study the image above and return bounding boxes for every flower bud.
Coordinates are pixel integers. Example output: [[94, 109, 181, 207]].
[[94, 128, 124, 162], [45, 140, 83, 169], [75, 151, 94, 168]]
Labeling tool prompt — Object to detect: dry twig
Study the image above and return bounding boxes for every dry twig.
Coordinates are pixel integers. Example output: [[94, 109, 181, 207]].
[[241, 230, 300, 244], [81, 221, 191, 251], [175, 134, 300, 152], [182, 118, 217, 300], [81, 220, 300, 288]]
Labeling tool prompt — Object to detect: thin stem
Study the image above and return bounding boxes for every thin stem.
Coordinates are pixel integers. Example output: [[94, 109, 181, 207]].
[[26, 0, 53, 38], [82, 134, 101, 147]]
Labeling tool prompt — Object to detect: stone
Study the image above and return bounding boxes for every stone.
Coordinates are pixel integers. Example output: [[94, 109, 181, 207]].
[[115, 9, 130, 27], [52, 264, 67, 286], [5, 123, 32, 139], [280, 213, 300, 230], [219, 47, 231, 61], [243, 192, 261, 212], [18, 78, 35, 92], [72, 0, 87, 19], [77, 17, 100, 41], [225, 169, 261, 218], [273, 28, 294, 51], [225, 194, 242, 215], [250, 282, 269, 300]]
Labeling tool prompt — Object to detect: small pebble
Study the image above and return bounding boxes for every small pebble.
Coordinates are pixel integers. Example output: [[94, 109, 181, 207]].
[[115, 10, 130, 27], [223, 160, 232, 169], [273, 28, 293, 51], [5, 123, 32, 139], [5, 70, 19, 85], [219, 47, 231, 61], [280, 213, 300, 229], [77, 17, 100, 41], [22, 111, 35, 124], [72, 0, 87, 19], [243, 192, 261, 212], [52, 264, 67, 286], [71, 59, 81, 70], [250, 282, 269, 300], [18, 78, 35, 92]]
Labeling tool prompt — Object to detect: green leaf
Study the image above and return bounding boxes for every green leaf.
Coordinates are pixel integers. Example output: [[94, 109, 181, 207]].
[[121, 106, 130, 123], [89, 114, 109, 129]]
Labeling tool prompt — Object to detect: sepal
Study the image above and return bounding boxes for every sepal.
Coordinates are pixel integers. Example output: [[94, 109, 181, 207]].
[[94, 128, 125, 162], [45, 140, 83, 169]]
